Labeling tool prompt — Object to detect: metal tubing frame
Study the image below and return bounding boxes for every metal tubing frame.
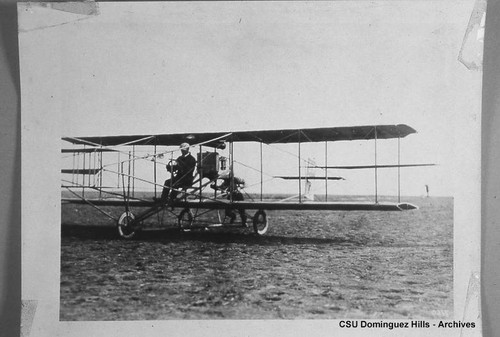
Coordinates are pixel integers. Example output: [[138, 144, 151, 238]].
[[100, 167, 165, 190], [213, 146, 217, 201], [67, 133, 232, 174], [170, 150, 174, 197], [99, 147, 103, 199], [82, 145, 86, 198], [398, 136, 401, 203], [229, 141, 234, 203], [72, 151, 76, 185], [154, 145, 157, 198], [298, 131, 302, 203], [132, 145, 136, 198], [117, 151, 121, 188], [127, 151, 132, 202], [93, 149, 97, 186], [120, 161, 129, 213], [63, 187, 118, 221], [260, 142, 263, 201], [325, 141, 328, 202], [199, 145, 203, 203], [374, 127, 378, 203]]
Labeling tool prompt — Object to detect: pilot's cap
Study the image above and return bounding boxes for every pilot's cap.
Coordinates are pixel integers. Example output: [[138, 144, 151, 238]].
[[180, 142, 190, 150]]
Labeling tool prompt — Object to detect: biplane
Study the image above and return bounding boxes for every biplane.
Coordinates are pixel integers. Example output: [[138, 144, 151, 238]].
[[61, 124, 434, 239]]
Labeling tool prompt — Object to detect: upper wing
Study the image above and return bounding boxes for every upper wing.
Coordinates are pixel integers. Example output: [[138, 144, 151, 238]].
[[62, 124, 416, 147]]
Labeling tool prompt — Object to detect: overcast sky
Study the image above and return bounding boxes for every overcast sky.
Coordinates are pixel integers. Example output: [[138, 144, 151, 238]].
[[19, 1, 481, 197]]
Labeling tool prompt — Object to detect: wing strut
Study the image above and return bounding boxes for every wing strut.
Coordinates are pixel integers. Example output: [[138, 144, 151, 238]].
[[260, 142, 263, 201], [374, 127, 378, 203], [229, 140, 234, 203], [325, 141, 328, 201], [83, 145, 86, 198], [398, 136, 401, 203], [298, 131, 302, 203], [199, 144, 203, 203], [154, 145, 157, 198]]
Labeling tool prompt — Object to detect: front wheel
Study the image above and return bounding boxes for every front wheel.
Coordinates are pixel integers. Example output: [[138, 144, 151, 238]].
[[117, 211, 139, 239], [253, 210, 268, 235], [178, 208, 194, 231]]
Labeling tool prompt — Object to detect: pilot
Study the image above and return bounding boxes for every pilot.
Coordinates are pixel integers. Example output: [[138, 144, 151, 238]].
[[157, 142, 197, 202]]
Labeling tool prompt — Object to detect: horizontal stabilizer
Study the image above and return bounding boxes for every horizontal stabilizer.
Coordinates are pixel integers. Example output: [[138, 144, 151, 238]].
[[61, 185, 114, 189], [61, 168, 101, 175], [314, 164, 436, 170], [274, 176, 344, 180], [62, 148, 117, 153]]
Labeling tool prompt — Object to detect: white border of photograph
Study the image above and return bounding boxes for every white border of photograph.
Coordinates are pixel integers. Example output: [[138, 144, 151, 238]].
[[19, 1, 481, 336]]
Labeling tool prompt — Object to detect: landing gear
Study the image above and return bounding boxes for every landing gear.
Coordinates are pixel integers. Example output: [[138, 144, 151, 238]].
[[178, 208, 194, 231], [117, 211, 139, 239], [252, 210, 268, 235]]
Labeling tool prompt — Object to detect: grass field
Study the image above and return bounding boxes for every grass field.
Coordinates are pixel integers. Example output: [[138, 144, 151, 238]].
[[60, 195, 453, 320]]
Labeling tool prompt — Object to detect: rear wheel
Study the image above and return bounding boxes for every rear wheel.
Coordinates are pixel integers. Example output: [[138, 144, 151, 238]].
[[178, 208, 194, 231], [253, 210, 268, 235], [117, 211, 139, 239]]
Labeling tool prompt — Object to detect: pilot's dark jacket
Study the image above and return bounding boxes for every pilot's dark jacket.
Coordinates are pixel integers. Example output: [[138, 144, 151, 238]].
[[160, 152, 196, 201], [167, 153, 197, 187]]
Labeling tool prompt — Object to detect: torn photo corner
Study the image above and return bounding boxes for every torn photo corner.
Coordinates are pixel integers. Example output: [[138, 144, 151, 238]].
[[18, 1, 482, 336]]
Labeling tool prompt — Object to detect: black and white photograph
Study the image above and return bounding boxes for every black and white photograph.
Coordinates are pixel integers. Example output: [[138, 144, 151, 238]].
[[18, 1, 482, 336]]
